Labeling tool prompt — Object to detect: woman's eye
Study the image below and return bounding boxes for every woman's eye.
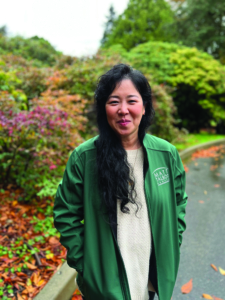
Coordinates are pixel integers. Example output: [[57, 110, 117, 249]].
[[128, 100, 136, 103]]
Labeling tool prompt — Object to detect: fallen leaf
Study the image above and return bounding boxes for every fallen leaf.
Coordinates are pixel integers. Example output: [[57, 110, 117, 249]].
[[49, 236, 59, 244], [204, 190, 208, 195], [26, 278, 32, 286], [181, 278, 193, 294], [212, 296, 224, 300], [199, 200, 204, 203], [16, 272, 28, 277], [26, 285, 35, 293], [46, 253, 54, 259], [74, 288, 81, 295], [8, 226, 14, 234], [184, 165, 189, 173], [72, 296, 83, 300], [0, 215, 7, 221], [219, 267, 225, 275], [214, 184, 220, 188], [210, 165, 218, 171], [202, 294, 213, 299], [211, 264, 218, 272], [14, 283, 20, 290], [17, 293, 24, 300], [37, 279, 46, 286], [31, 272, 39, 285], [37, 212, 45, 220], [11, 276, 24, 283], [57, 262, 63, 270], [216, 173, 221, 176], [18, 282, 26, 287], [12, 200, 18, 206], [10, 211, 16, 217], [26, 262, 37, 270]]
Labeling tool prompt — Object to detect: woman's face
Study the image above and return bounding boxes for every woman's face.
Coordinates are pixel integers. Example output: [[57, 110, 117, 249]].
[[105, 79, 145, 143]]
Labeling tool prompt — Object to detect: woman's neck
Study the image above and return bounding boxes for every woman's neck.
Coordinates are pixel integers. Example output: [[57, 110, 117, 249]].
[[120, 135, 141, 150]]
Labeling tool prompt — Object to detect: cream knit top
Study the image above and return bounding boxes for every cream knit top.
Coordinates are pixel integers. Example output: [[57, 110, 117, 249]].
[[117, 147, 152, 300]]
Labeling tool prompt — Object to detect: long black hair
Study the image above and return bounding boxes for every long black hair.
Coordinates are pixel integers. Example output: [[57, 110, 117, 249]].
[[94, 64, 154, 220]]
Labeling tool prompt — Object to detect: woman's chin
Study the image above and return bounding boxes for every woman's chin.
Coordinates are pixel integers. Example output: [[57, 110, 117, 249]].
[[116, 130, 138, 141]]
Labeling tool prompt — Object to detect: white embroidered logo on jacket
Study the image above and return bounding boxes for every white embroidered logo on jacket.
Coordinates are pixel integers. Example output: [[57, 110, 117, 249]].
[[153, 167, 170, 186]]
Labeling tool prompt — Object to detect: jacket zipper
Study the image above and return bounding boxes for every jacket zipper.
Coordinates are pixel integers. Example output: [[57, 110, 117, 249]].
[[110, 227, 131, 300], [144, 156, 160, 299]]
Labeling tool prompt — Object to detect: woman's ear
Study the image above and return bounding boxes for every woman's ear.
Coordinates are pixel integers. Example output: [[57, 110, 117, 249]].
[[143, 104, 146, 115]]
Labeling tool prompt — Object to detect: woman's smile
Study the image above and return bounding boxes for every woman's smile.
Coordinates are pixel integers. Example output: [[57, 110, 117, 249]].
[[117, 119, 131, 126]]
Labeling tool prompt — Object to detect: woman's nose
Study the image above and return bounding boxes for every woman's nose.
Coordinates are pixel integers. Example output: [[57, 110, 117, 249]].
[[118, 103, 128, 115]]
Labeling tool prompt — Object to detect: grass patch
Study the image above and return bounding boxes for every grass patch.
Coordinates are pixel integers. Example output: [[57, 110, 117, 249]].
[[173, 133, 225, 151]]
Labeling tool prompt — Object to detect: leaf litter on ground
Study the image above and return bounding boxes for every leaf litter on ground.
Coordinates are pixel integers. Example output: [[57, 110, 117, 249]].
[[0, 189, 67, 299], [192, 145, 225, 159]]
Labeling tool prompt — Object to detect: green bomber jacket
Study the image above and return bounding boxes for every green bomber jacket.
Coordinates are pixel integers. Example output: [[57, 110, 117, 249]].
[[53, 134, 188, 300]]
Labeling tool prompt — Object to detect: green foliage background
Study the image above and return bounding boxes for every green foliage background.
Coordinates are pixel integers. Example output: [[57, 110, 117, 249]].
[[0, 35, 61, 66], [124, 42, 225, 131], [1, 0, 225, 201], [102, 0, 175, 50], [102, 0, 225, 63], [173, 0, 225, 64]]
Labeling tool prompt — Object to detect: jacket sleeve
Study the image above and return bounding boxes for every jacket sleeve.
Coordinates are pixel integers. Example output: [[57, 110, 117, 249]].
[[53, 150, 84, 274], [173, 147, 188, 248]]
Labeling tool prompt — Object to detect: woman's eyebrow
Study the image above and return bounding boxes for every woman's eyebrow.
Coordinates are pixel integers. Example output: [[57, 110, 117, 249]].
[[107, 94, 139, 102], [108, 95, 120, 99], [127, 94, 139, 98], [108, 94, 139, 99]]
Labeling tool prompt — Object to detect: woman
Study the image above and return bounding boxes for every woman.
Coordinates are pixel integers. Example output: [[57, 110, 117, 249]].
[[53, 64, 188, 300]]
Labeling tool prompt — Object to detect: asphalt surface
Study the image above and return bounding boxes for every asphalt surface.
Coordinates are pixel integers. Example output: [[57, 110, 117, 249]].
[[171, 145, 225, 299]]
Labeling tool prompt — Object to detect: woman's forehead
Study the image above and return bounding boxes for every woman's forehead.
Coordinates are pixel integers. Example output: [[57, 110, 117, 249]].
[[110, 79, 140, 95]]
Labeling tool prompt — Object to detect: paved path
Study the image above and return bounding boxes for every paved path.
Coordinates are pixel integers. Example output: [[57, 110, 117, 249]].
[[172, 145, 225, 299]]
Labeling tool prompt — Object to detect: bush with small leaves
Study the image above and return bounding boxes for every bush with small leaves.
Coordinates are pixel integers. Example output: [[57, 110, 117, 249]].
[[0, 99, 84, 201]]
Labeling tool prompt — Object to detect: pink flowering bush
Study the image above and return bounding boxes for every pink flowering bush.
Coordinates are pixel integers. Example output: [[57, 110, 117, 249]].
[[0, 97, 84, 201]]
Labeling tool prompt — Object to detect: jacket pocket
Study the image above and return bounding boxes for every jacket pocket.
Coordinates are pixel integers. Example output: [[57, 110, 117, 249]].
[[75, 272, 85, 297]]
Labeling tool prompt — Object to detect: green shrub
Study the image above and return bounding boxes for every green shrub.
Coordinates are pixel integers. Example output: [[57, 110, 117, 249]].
[[15, 66, 50, 103], [150, 84, 184, 142], [0, 35, 61, 66], [124, 41, 225, 132], [0, 55, 53, 109], [0, 69, 28, 110]]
